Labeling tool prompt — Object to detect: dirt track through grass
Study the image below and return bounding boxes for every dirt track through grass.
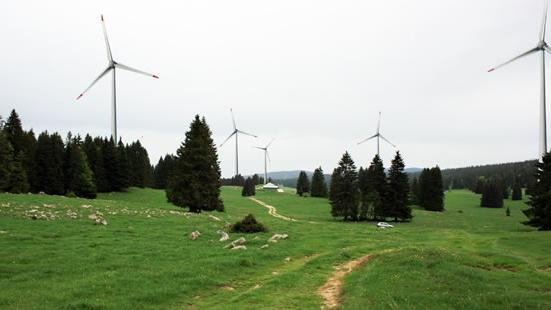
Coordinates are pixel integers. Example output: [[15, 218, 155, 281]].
[[248, 197, 298, 222]]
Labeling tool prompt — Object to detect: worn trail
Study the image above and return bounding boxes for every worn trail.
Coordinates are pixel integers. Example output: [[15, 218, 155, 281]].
[[248, 197, 298, 222]]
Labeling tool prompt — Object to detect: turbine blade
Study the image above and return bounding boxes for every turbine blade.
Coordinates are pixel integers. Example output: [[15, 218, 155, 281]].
[[379, 134, 397, 148], [219, 131, 236, 147], [266, 138, 275, 148], [101, 15, 113, 62], [76, 67, 112, 100], [237, 130, 257, 138], [253, 146, 265, 150], [115, 63, 159, 79], [357, 133, 378, 145], [545, 45, 551, 54], [488, 47, 539, 72], [541, 0, 549, 41], [230, 108, 237, 130]]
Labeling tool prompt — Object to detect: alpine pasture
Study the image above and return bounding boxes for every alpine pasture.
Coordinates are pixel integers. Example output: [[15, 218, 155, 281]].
[[1, 187, 550, 309]]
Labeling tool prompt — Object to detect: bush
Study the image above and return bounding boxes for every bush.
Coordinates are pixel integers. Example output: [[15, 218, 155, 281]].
[[231, 214, 267, 233]]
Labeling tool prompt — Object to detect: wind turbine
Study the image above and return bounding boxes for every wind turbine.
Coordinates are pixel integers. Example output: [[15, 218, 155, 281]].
[[488, 0, 549, 158], [76, 15, 159, 140], [357, 112, 396, 156], [254, 138, 275, 184], [219, 109, 257, 176]]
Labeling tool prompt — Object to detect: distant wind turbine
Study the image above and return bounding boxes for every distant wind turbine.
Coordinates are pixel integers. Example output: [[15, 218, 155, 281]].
[[219, 109, 257, 176], [357, 112, 396, 156], [76, 15, 159, 140], [254, 138, 275, 184], [488, 0, 549, 158]]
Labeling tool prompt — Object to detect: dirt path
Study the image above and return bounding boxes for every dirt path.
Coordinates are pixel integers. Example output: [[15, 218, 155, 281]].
[[248, 197, 298, 222], [317, 254, 373, 309]]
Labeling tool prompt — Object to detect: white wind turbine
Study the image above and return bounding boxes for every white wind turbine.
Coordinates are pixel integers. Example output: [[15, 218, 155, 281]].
[[219, 109, 257, 176], [357, 112, 396, 156], [76, 15, 159, 140], [254, 138, 275, 184], [489, 0, 549, 158]]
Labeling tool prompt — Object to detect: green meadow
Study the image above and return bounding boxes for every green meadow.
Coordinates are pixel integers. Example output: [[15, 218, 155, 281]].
[[1, 188, 550, 309]]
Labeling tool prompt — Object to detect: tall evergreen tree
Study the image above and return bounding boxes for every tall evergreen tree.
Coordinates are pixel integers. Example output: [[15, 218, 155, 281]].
[[523, 153, 551, 230], [166, 115, 223, 212], [419, 167, 444, 211], [34, 132, 65, 195], [329, 152, 359, 221], [63, 135, 97, 198], [311, 167, 328, 197], [410, 177, 420, 205], [365, 155, 388, 220], [512, 179, 523, 201], [480, 179, 504, 208], [296, 171, 310, 196], [387, 152, 411, 221], [0, 133, 14, 192], [241, 177, 256, 197], [7, 152, 29, 193], [3, 109, 25, 155]]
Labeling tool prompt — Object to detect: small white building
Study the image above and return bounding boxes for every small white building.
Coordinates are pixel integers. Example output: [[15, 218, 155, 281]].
[[262, 182, 279, 190]]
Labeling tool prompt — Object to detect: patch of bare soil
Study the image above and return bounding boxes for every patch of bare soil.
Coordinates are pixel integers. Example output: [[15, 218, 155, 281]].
[[248, 197, 298, 222], [317, 254, 373, 309]]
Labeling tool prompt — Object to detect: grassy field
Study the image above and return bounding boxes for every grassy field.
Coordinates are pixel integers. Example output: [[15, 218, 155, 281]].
[[1, 187, 550, 309]]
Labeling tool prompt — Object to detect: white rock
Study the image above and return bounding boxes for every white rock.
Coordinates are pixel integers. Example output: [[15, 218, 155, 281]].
[[189, 230, 201, 240], [208, 215, 222, 222], [377, 222, 394, 228], [268, 233, 289, 243], [217, 230, 229, 242], [231, 245, 247, 250]]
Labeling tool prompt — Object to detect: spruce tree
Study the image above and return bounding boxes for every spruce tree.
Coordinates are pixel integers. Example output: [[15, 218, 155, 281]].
[[166, 115, 223, 212], [241, 177, 256, 197], [296, 171, 310, 196], [63, 135, 96, 198], [387, 152, 411, 221], [0, 133, 14, 192], [329, 152, 359, 221], [34, 132, 65, 195], [3, 109, 25, 155], [311, 167, 328, 197], [420, 167, 444, 211], [480, 179, 504, 208], [410, 177, 420, 205], [116, 140, 131, 189], [512, 180, 523, 201], [523, 153, 551, 230], [365, 155, 388, 220]]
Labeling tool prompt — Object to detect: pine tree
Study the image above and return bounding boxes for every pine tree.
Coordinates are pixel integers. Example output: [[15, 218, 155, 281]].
[[241, 177, 256, 197], [329, 152, 359, 221], [410, 177, 420, 205], [34, 132, 65, 195], [296, 171, 310, 196], [419, 167, 444, 211], [3, 109, 25, 155], [480, 179, 504, 208], [0, 133, 14, 192], [310, 167, 328, 197], [166, 116, 223, 212], [365, 155, 388, 220], [512, 179, 523, 201], [117, 140, 131, 189], [387, 152, 411, 221], [523, 153, 551, 230], [63, 135, 96, 198]]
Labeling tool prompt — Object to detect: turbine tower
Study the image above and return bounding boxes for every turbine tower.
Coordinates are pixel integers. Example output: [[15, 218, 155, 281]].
[[357, 112, 396, 156], [254, 138, 275, 184], [489, 0, 549, 158], [220, 109, 257, 176], [76, 15, 159, 140]]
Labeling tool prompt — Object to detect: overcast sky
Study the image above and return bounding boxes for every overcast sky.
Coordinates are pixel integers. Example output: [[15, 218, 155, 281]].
[[1, 0, 547, 177]]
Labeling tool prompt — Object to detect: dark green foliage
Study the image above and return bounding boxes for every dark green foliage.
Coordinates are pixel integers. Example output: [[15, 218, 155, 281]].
[[7, 152, 29, 193], [241, 177, 256, 197], [473, 177, 485, 194], [310, 167, 328, 197], [252, 174, 260, 186], [329, 152, 359, 221], [523, 154, 551, 230], [480, 179, 504, 208], [365, 155, 388, 220], [3, 109, 25, 155], [34, 132, 65, 195], [387, 152, 412, 221], [506, 207, 511, 216], [63, 135, 96, 198], [231, 214, 267, 233], [221, 174, 245, 186], [296, 171, 310, 196], [512, 178, 522, 201], [166, 115, 223, 212], [127, 140, 152, 187], [410, 177, 420, 205], [153, 154, 177, 189], [419, 167, 444, 211], [0, 133, 12, 191]]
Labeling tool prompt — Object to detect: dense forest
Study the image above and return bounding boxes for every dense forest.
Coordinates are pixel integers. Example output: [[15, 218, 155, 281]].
[[0, 109, 153, 198]]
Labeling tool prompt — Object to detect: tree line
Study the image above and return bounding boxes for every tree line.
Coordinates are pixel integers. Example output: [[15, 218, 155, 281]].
[[0, 109, 153, 198]]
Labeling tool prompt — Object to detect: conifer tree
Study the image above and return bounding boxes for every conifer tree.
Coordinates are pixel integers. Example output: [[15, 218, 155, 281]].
[[0, 133, 14, 192], [296, 171, 310, 196], [523, 153, 551, 230], [117, 140, 131, 189], [410, 177, 420, 205], [166, 115, 223, 212], [512, 179, 523, 201], [63, 135, 96, 198], [7, 152, 29, 193], [365, 155, 388, 220], [329, 152, 359, 221], [241, 177, 256, 196], [311, 167, 328, 197], [387, 152, 411, 221], [3, 109, 25, 155], [419, 166, 444, 211], [34, 132, 65, 195], [480, 179, 504, 208]]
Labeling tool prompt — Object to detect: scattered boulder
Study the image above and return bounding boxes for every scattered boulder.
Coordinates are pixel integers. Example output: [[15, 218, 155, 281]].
[[88, 212, 107, 225], [284, 257, 291, 262], [80, 205, 92, 209], [260, 244, 269, 249], [268, 233, 288, 243], [224, 237, 246, 249], [189, 230, 201, 240], [231, 245, 247, 250], [209, 215, 222, 222], [217, 230, 230, 242]]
